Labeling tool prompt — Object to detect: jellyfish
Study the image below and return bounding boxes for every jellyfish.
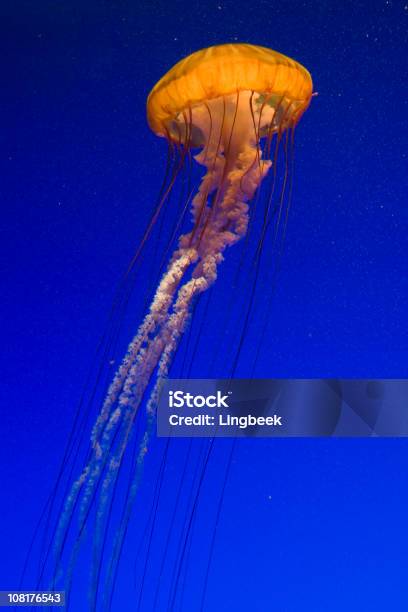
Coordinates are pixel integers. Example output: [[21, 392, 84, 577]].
[[36, 43, 312, 607]]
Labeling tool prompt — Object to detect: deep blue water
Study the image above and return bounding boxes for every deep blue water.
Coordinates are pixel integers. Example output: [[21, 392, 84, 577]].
[[1, 1, 407, 610]]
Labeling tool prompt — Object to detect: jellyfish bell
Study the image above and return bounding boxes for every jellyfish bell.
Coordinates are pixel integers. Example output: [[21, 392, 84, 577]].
[[147, 43, 312, 142]]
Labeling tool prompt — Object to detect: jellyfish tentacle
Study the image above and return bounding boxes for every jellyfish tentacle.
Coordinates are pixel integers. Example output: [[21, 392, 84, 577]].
[[58, 255, 192, 598], [101, 273, 213, 609], [92, 113, 271, 532], [91, 246, 198, 450], [53, 247, 198, 586], [71, 249, 198, 495], [97, 134, 272, 607], [90, 274, 208, 608], [56, 92, 277, 605]]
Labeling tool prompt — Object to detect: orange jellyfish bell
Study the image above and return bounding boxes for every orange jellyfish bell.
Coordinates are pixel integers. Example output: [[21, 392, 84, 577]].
[[147, 42, 313, 140]]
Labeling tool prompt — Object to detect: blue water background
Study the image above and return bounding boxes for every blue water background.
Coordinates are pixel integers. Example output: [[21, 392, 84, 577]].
[[1, 1, 408, 610]]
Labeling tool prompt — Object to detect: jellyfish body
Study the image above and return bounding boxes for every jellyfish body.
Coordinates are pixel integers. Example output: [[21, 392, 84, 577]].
[[50, 43, 312, 606]]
